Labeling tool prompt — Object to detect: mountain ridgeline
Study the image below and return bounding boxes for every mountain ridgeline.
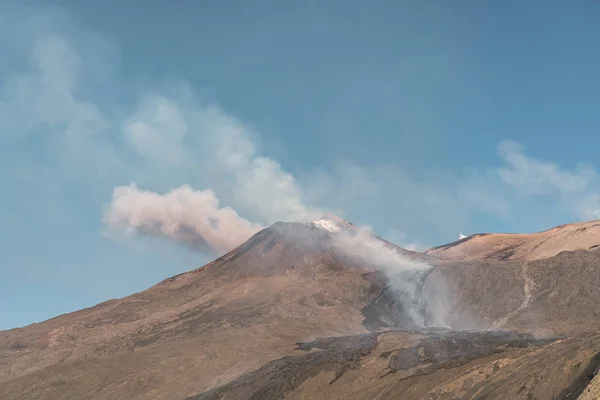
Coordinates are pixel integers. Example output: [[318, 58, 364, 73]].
[[2, 216, 600, 399]]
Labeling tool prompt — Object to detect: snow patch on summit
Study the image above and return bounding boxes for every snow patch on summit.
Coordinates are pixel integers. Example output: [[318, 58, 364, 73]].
[[312, 219, 342, 232]]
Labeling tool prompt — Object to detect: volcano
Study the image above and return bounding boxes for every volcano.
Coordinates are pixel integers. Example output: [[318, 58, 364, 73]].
[[2, 216, 600, 399]]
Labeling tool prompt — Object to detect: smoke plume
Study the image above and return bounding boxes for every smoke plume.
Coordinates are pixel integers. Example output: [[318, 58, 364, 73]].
[[331, 226, 435, 328], [104, 101, 323, 251], [103, 184, 263, 255]]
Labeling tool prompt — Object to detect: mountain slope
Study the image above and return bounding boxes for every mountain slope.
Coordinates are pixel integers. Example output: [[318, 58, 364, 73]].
[[0, 220, 414, 399], [426, 220, 600, 261], [191, 330, 600, 400], [2, 217, 600, 399], [425, 248, 600, 334]]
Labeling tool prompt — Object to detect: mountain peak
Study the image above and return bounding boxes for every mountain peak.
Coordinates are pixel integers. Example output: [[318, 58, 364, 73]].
[[308, 213, 358, 233]]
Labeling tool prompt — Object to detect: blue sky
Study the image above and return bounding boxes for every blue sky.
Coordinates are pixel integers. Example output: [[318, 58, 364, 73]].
[[1, 1, 599, 329]]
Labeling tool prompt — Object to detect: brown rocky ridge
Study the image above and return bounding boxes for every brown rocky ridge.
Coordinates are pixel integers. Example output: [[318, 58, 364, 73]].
[[426, 219, 600, 261]]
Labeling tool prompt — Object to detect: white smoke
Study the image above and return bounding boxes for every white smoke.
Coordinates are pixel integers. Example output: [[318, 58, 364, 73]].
[[331, 226, 435, 328], [203, 107, 324, 223], [459, 232, 467, 239], [103, 184, 262, 255], [123, 95, 188, 166], [104, 100, 323, 250]]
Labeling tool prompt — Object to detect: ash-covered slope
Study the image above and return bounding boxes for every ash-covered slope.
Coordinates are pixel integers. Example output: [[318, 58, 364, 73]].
[[3, 217, 600, 400], [190, 330, 600, 400], [426, 219, 600, 261]]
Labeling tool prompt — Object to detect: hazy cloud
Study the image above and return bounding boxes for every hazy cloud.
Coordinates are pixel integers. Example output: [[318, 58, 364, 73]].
[[124, 95, 188, 166], [496, 140, 600, 220]]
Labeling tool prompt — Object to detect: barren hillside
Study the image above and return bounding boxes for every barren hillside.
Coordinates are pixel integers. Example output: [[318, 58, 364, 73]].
[[426, 220, 600, 261], [2, 217, 600, 399]]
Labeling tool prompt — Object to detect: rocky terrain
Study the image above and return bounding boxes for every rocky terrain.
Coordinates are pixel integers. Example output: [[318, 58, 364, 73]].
[[426, 220, 600, 261], [1, 216, 600, 399]]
